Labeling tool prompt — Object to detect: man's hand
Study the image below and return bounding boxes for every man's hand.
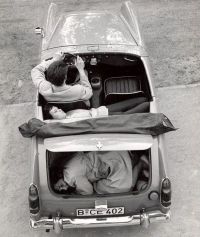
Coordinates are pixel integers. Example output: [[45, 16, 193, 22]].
[[54, 52, 65, 61], [54, 178, 68, 191], [75, 56, 85, 71]]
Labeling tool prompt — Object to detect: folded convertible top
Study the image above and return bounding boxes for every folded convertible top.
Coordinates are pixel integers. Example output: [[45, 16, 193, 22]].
[[19, 113, 176, 139]]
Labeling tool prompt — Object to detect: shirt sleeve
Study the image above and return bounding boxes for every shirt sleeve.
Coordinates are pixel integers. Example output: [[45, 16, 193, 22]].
[[75, 176, 94, 195], [94, 178, 114, 194], [76, 69, 93, 100], [31, 58, 56, 93]]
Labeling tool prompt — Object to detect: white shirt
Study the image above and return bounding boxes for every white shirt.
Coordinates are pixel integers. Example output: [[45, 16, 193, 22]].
[[31, 58, 93, 102]]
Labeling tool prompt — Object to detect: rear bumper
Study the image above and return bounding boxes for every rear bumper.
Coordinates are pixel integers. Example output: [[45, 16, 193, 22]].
[[30, 210, 170, 234]]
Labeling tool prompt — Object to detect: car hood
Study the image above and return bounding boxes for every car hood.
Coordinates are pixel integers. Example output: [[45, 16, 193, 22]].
[[44, 12, 137, 50]]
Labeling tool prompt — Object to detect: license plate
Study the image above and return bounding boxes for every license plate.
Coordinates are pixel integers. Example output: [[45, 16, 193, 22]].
[[77, 207, 124, 216]]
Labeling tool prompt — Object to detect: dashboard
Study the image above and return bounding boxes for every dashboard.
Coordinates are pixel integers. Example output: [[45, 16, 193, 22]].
[[63, 53, 140, 67]]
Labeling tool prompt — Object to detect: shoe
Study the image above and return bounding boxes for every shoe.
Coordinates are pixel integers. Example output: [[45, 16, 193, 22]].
[[132, 163, 142, 188], [142, 169, 150, 178], [136, 180, 148, 191], [140, 155, 149, 169]]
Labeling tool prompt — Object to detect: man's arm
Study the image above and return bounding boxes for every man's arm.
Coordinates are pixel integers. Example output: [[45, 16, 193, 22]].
[[75, 56, 93, 100], [75, 176, 94, 195], [31, 53, 64, 93], [31, 60, 53, 92]]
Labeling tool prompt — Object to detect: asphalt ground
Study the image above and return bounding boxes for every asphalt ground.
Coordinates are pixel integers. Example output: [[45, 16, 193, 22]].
[[0, 0, 200, 236]]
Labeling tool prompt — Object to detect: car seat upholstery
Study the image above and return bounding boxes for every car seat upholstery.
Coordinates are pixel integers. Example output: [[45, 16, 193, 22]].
[[104, 76, 144, 105]]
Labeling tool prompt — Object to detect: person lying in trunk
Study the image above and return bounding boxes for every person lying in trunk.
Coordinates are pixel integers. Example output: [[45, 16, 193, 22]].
[[31, 53, 92, 104], [54, 151, 150, 195], [46, 97, 149, 120], [54, 151, 133, 195]]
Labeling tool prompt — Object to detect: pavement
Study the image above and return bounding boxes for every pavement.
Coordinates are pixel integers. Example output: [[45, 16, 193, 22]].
[[0, 84, 200, 237]]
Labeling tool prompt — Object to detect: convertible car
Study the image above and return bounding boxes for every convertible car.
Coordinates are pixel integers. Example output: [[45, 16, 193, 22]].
[[29, 1, 172, 234]]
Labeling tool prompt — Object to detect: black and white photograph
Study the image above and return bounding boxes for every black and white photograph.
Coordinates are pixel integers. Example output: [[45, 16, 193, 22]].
[[0, 0, 199, 236]]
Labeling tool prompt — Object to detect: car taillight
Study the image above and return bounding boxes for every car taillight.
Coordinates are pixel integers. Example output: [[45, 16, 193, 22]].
[[161, 178, 171, 207], [29, 184, 40, 215]]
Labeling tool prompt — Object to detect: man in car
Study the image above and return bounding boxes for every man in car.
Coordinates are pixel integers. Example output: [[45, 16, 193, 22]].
[[31, 53, 93, 103]]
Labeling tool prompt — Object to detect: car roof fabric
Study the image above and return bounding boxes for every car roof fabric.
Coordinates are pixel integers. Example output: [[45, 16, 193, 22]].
[[19, 113, 176, 139]]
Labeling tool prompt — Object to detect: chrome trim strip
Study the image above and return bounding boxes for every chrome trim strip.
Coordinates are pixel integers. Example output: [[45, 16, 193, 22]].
[[30, 210, 170, 234]]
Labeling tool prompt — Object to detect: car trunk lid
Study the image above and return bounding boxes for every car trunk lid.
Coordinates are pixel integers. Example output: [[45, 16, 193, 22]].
[[44, 133, 153, 152]]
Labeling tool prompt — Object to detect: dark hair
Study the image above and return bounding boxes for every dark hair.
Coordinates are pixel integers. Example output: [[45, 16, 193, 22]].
[[46, 60, 68, 86]]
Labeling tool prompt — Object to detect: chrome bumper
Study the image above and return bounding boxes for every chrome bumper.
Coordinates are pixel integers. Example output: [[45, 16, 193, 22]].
[[30, 210, 170, 234]]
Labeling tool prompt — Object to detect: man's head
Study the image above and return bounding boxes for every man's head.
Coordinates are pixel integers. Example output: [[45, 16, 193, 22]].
[[46, 60, 68, 86], [54, 178, 69, 192]]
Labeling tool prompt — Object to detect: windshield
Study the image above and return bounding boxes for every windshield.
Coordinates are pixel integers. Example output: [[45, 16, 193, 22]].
[[47, 13, 137, 49]]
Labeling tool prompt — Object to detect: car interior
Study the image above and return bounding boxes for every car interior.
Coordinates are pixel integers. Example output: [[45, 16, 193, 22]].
[[39, 54, 152, 197], [47, 149, 151, 197], [38, 53, 152, 120]]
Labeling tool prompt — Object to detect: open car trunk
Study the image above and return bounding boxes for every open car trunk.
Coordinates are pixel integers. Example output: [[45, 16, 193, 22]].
[[45, 134, 152, 197]]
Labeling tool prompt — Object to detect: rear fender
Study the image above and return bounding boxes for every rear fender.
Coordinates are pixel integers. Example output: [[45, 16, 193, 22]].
[[30, 137, 40, 186], [157, 135, 172, 210], [29, 137, 41, 218], [158, 135, 169, 179]]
